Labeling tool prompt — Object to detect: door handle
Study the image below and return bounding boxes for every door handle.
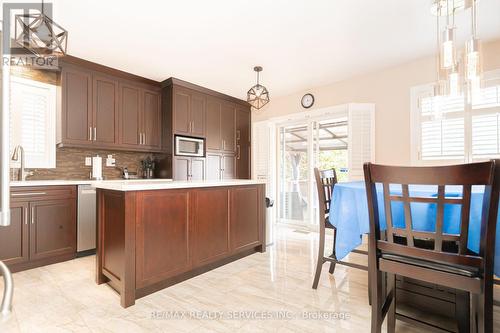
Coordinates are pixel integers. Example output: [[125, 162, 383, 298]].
[[11, 192, 46, 197]]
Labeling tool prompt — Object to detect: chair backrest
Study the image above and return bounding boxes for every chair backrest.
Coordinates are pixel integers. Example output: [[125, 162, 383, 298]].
[[363, 161, 499, 271], [314, 168, 337, 219]]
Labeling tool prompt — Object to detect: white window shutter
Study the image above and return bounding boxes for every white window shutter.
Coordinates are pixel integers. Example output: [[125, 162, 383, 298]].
[[252, 121, 272, 181], [10, 77, 56, 169], [347, 105, 374, 181]]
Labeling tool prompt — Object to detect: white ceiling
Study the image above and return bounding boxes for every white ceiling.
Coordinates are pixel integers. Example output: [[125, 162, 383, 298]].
[[47, 0, 500, 99]]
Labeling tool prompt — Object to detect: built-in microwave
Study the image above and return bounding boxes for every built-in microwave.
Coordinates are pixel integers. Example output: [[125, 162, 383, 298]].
[[174, 135, 205, 157]]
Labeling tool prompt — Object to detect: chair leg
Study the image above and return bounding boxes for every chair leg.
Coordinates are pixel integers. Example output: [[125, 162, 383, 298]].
[[475, 276, 494, 333], [455, 290, 470, 333], [370, 271, 384, 333], [387, 273, 396, 333], [312, 226, 326, 289], [328, 227, 338, 274]]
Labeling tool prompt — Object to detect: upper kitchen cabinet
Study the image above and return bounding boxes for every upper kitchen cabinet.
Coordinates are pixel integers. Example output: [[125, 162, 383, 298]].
[[58, 56, 163, 152], [235, 106, 251, 179], [220, 101, 236, 153], [93, 75, 119, 145], [60, 66, 93, 145], [206, 97, 222, 150], [172, 86, 206, 137]]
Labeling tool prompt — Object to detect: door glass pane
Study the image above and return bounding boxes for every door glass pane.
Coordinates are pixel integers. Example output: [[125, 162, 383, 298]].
[[279, 124, 310, 225]]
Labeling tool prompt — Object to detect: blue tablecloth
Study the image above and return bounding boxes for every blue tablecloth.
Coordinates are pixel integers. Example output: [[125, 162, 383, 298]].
[[329, 181, 500, 277]]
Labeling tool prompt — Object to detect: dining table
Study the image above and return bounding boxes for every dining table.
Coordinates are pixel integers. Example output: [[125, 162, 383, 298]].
[[329, 181, 500, 277]]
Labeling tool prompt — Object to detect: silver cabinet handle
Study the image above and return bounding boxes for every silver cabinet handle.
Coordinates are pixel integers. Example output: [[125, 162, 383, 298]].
[[24, 207, 28, 225], [236, 130, 241, 141], [139, 133, 143, 145], [142, 133, 146, 146], [237, 145, 241, 160], [11, 192, 46, 197], [31, 206, 35, 225], [93, 127, 97, 141], [89, 127, 92, 141]]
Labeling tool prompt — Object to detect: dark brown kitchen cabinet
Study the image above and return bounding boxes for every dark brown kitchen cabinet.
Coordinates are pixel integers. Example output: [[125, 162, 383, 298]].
[[172, 87, 206, 137], [173, 156, 206, 181], [236, 107, 251, 179], [142, 89, 162, 149], [119, 83, 141, 147], [93, 75, 119, 145], [29, 199, 77, 261], [206, 153, 235, 180], [2, 186, 77, 273], [230, 186, 261, 252], [0, 202, 29, 267], [60, 66, 93, 145], [220, 101, 235, 152], [206, 98, 222, 150]]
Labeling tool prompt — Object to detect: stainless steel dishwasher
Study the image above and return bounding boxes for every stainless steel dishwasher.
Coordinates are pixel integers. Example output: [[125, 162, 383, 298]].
[[77, 185, 96, 254]]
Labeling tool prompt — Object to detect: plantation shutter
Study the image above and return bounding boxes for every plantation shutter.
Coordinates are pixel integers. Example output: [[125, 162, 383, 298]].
[[347, 105, 374, 180]]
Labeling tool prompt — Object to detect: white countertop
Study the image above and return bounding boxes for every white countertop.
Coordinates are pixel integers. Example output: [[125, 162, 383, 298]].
[[10, 179, 173, 187], [92, 179, 266, 191]]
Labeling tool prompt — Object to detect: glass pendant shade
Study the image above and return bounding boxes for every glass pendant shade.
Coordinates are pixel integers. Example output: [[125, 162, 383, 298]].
[[14, 11, 68, 56], [448, 66, 462, 97], [247, 66, 270, 110], [441, 27, 456, 69], [432, 81, 447, 120], [465, 38, 482, 82]]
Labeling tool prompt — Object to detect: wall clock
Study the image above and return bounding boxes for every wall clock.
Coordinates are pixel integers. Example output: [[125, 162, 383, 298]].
[[301, 93, 315, 109]]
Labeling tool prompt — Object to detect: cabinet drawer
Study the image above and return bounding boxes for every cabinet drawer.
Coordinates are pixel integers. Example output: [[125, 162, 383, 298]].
[[11, 186, 77, 202]]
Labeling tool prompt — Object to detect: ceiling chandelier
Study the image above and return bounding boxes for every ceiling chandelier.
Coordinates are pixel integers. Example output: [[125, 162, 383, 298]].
[[431, 0, 483, 107], [14, 0, 68, 56], [247, 66, 270, 110]]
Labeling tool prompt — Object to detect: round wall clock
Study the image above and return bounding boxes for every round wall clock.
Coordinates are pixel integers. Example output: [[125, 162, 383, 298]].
[[301, 93, 315, 109]]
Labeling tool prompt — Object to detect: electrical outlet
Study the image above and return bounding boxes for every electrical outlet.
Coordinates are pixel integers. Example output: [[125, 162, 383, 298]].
[[106, 155, 116, 167], [85, 157, 92, 166]]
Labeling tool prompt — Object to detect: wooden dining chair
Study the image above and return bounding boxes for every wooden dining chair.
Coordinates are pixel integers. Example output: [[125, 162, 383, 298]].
[[363, 161, 499, 333], [312, 168, 338, 289]]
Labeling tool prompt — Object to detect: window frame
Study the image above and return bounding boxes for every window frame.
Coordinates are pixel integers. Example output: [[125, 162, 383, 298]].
[[410, 69, 500, 166]]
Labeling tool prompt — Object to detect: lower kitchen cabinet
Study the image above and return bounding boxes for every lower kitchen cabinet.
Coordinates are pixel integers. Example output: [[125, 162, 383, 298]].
[[173, 156, 206, 181], [0, 202, 29, 266], [206, 153, 235, 180], [1, 186, 77, 272]]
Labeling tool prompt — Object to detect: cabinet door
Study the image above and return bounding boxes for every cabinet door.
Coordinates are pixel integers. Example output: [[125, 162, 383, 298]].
[[61, 66, 93, 145], [236, 107, 251, 179], [142, 89, 162, 149], [190, 92, 206, 137], [173, 88, 190, 135], [206, 154, 222, 180], [222, 154, 235, 180], [221, 102, 235, 152], [119, 83, 141, 147], [191, 158, 206, 181], [174, 156, 190, 181], [136, 191, 190, 288], [0, 202, 29, 266], [230, 186, 261, 251], [206, 98, 222, 150], [93, 75, 118, 145], [192, 189, 229, 265], [29, 199, 76, 261]]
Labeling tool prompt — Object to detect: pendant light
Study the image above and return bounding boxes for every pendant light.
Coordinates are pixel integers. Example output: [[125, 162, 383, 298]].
[[14, 0, 68, 56], [441, 0, 456, 69], [465, 0, 482, 103], [247, 66, 270, 110]]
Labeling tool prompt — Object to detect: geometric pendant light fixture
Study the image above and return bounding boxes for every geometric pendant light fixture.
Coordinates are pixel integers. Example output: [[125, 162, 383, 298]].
[[14, 0, 68, 56], [247, 66, 270, 109]]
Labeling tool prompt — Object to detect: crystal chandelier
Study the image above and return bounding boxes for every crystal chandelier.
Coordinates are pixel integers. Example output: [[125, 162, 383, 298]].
[[247, 66, 270, 110], [14, 0, 68, 56]]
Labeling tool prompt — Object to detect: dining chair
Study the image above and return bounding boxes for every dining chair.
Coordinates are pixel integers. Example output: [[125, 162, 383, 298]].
[[364, 161, 499, 333], [312, 168, 338, 289]]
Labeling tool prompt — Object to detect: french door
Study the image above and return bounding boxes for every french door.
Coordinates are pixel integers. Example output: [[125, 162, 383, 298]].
[[278, 116, 348, 228]]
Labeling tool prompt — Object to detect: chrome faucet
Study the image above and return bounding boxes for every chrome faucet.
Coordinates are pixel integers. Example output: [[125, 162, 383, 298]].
[[11, 145, 33, 181]]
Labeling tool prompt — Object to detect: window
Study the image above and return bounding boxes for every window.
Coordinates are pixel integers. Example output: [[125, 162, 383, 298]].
[[10, 76, 56, 168], [411, 70, 500, 165]]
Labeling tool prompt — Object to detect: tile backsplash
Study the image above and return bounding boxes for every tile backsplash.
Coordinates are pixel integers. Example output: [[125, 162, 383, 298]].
[[10, 147, 168, 181]]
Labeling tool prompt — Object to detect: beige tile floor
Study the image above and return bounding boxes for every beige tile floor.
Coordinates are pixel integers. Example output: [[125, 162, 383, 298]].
[[0, 227, 499, 333]]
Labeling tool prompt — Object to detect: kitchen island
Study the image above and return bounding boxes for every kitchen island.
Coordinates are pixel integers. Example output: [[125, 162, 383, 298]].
[[94, 180, 266, 307]]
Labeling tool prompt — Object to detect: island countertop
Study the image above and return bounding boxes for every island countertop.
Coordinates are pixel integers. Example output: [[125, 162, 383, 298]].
[[92, 179, 266, 191]]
